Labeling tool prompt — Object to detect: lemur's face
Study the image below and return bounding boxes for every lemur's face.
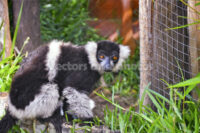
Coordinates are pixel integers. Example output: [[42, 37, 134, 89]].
[[85, 40, 130, 73], [96, 41, 120, 72]]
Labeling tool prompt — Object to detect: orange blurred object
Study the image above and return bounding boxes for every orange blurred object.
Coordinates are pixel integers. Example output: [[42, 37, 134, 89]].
[[89, 0, 139, 55]]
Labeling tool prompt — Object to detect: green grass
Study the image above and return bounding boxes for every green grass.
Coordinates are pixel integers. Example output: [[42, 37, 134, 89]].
[[95, 75, 200, 133]]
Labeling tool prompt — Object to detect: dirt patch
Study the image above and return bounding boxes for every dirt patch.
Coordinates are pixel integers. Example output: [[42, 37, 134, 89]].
[[91, 89, 138, 119]]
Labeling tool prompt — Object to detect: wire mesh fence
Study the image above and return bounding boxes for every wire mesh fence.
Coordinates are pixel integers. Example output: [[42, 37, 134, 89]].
[[140, 0, 200, 101]]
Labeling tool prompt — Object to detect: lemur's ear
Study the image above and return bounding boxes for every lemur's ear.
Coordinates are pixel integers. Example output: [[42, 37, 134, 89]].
[[119, 45, 131, 59], [113, 45, 130, 72]]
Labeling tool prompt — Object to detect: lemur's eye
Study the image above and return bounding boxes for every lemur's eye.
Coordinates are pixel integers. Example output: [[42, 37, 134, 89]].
[[113, 56, 118, 60], [99, 55, 105, 59]]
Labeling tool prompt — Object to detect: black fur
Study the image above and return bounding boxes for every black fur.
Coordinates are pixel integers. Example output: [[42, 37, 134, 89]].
[[0, 111, 17, 133], [10, 45, 49, 109], [55, 45, 100, 93], [38, 108, 64, 133], [97, 40, 120, 57]]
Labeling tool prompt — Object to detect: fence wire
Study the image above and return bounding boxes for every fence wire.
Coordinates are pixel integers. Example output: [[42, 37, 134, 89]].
[[149, 0, 200, 100]]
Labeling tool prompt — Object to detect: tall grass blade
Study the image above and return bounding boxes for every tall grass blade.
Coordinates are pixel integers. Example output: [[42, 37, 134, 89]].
[[2, 28, 6, 59], [185, 84, 196, 97], [195, 2, 200, 6], [169, 75, 200, 88], [195, 108, 199, 133], [11, 1, 24, 54], [146, 91, 162, 113], [166, 21, 200, 30], [19, 37, 29, 55], [0, 20, 3, 30], [135, 113, 153, 123], [146, 88, 170, 103]]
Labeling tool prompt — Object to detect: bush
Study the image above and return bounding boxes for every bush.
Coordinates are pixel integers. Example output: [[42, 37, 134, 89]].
[[40, 0, 103, 45]]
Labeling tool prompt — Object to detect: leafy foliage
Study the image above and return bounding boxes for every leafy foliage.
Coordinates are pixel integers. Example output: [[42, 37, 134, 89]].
[[0, 54, 22, 92], [40, 0, 103, 45], [0, 2, 25, 92]]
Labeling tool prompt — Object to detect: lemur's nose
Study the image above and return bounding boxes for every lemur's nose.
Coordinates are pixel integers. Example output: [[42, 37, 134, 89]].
[[104, 64, 112, 72]]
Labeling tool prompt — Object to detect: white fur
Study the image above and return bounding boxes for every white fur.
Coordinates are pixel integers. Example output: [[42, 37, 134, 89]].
[[84, 42, 103, 73], [62, 41, 71, 47], [46, 40, 62, 81], [8, 83, 60, 120], [63, 87, 95, 119], [113, 45, 130, 72], [89, 100, 95, 110]]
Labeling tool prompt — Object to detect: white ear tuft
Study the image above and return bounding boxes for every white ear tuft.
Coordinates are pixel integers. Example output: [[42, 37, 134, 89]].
[[85, 41, 97, 55], [119, 45, 131, 59], [113, 45, 131, 72]]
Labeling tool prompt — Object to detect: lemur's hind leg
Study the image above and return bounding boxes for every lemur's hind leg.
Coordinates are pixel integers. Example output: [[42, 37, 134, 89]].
[[62, 87, 95, 120], [38, 107, 64, 133], [8, 83, 60, 120]]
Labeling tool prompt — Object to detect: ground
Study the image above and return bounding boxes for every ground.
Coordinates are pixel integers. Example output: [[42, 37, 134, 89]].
[[91, 88, 137, 119]]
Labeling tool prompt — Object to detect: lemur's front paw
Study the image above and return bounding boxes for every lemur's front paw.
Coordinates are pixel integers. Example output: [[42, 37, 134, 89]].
[[67, 106, 94, 120], [63, 87, 95, 119]]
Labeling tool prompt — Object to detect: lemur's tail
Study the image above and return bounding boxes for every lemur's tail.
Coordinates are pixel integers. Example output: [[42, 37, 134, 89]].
[[0, 111, 17, 133]]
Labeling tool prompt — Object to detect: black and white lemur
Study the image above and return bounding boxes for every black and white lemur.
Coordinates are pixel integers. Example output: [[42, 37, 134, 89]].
[[0, 40, 130, 133]]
